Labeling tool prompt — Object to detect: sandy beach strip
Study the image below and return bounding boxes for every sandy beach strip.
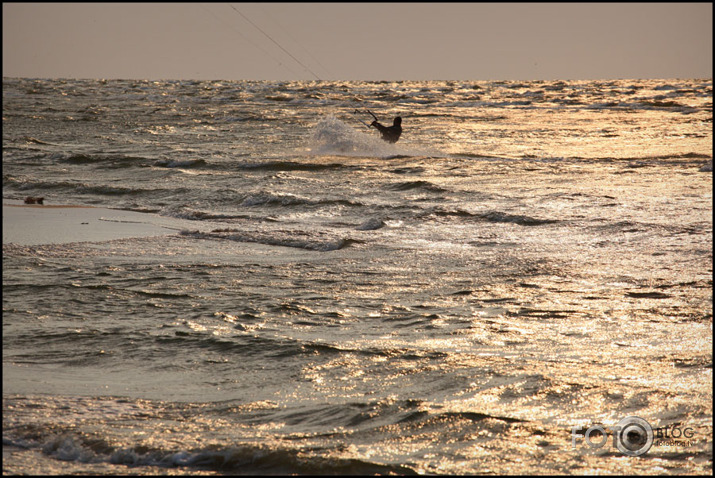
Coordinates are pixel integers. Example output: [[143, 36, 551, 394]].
[[3, 200, 178, 246]]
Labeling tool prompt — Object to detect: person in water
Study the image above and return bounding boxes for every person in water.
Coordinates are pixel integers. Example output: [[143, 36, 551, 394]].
[[371, 116, 402, 143]]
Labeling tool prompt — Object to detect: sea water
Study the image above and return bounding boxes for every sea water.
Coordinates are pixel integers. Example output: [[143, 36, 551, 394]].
[[2, 78, 712, 474]]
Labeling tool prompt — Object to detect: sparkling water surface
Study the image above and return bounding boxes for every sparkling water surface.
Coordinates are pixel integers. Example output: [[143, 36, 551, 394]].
[[3, 77, 712, 474]]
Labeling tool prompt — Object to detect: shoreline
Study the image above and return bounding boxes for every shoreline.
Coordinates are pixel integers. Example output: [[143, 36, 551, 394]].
[[4, 203, 96, 209], [3, 200, 178, 246]]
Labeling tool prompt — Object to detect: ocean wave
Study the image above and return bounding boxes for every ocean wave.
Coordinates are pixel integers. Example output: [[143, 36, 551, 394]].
[[37, 433, 419, 475], [237, 160, 354, 172], [161, 206, 251, 221], [478, 211, 559, 226], [180, 229, 360, 252], [388, 180, 447, 192], [269, 397, 524, 436], [240, 192, 362, 209], [428, 208, 559, 226], [55, 153, 152, 168], [22, 136, 55, 145], [3, 176, 189, 199], [8, 391, 529, 475], [153, 158, 208, 169], [356, 217, 385, 230]]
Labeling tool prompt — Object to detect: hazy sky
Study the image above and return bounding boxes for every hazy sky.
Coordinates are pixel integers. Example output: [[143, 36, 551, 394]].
[[3, 2, 712, 81]]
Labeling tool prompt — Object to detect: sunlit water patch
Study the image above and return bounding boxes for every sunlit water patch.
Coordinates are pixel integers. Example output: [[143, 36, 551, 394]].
[[3, 78, 712, 475]]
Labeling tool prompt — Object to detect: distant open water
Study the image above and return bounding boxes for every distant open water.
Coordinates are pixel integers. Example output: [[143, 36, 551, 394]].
[[2, 78, 713, 474]]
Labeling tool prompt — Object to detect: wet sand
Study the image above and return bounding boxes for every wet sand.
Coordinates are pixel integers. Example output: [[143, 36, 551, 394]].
[[3, 201, 180, 246]]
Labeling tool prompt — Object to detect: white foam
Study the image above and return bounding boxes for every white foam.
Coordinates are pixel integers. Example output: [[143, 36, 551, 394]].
[[306, 115, 438, 159]]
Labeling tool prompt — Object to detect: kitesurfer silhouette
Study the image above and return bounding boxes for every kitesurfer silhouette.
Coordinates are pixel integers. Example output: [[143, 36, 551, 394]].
[[371, 116, 402, 143]]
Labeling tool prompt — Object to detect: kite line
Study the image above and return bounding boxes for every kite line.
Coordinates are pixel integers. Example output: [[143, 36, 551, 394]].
[[228, 4, 322, 81], [198, 4, 300, 77]]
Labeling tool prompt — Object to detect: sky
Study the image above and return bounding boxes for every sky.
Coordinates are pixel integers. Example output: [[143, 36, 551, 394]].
[[3, 2, 712, 81]]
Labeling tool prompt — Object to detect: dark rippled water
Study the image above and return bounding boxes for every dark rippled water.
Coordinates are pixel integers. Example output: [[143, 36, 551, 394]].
[[3, 78, 713, 474]]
